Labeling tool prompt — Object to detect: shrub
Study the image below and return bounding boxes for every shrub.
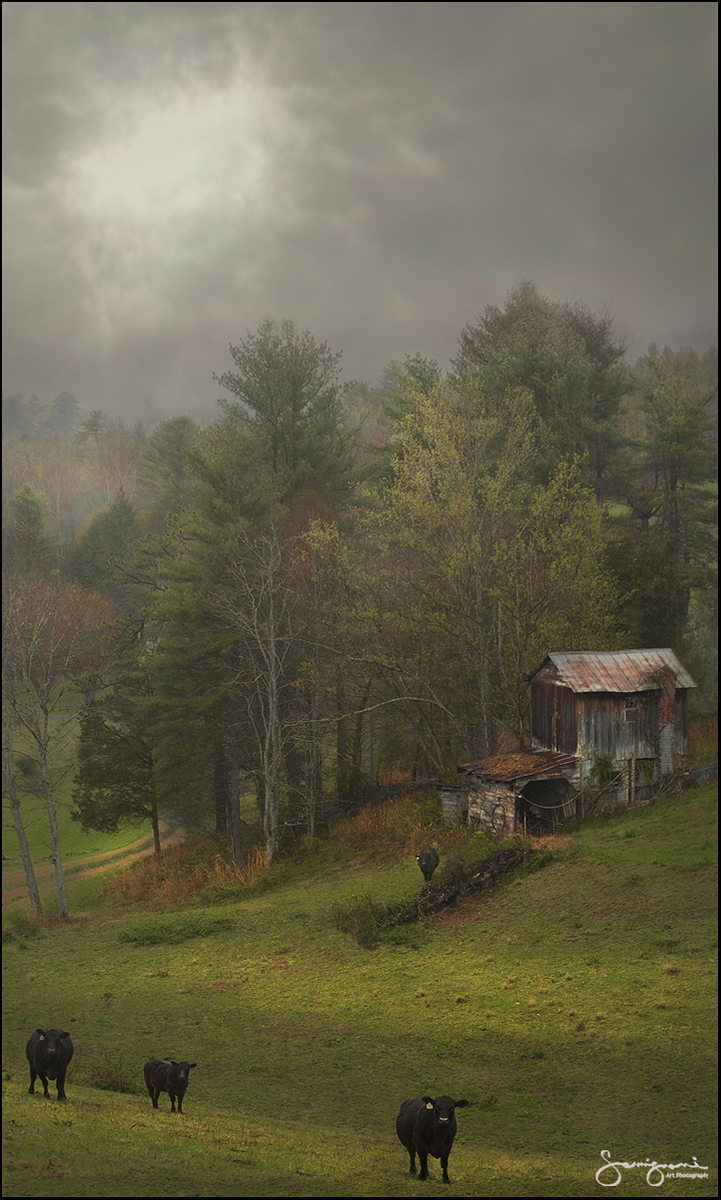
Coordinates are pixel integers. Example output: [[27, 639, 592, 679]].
[[435, 851, 470, 888], [331, 894, 394, 949], [591, 755, 614, 785], [290, 836, 332, 872], [2, 911, 43, 943], [327, 790, 443, 862], [118, 911, 234, 946], [458, 828, 497, 862], [88, 1051, 138, 1093], [102, 839, 268, 905]]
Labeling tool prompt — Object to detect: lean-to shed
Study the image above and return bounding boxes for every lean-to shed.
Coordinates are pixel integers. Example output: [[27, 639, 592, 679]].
[[454, 649, 696, 834]]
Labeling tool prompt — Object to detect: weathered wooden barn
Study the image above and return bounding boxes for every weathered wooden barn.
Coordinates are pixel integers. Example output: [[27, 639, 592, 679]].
[[444, 649, 697, 834]]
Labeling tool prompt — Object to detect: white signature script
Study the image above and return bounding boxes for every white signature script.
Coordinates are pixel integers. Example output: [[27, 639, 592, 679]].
[[596, 1149, 709, 1187]]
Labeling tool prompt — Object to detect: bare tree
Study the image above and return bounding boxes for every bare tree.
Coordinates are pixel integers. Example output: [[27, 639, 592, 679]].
[[2, 702, 44, 919], [2, 575, 116, 918], [217, 528, 297, 864]]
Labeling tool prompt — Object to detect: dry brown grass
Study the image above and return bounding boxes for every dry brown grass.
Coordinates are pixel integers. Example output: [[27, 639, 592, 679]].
[[101, 840, 268, 905], [528, 831, 569, 853], [326, 789, 444, 859], [99, 790, 445, 906], [99, 785, 525, 907]]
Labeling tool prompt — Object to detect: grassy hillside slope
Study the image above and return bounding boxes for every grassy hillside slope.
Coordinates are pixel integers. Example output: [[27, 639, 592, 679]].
[[2, 784, 717, 1197]]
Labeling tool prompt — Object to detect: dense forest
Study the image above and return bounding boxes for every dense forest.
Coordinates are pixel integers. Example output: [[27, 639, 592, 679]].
[[3, 283, 717, 905]]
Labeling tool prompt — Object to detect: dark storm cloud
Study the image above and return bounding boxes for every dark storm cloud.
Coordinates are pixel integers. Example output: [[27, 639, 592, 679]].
[[2, 2, 717, 418]]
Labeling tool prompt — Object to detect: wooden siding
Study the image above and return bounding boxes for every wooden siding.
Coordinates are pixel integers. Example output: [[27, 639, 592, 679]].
[[466, 769, 580, 835], [438, 785, 469, 827], [467, 780, 517, 836], [576, 692, 659, 763], [529, 679, 691, 804], [675, 690, 688, 745], [532, 685, 690, 773], [531, 681, 577, 754]]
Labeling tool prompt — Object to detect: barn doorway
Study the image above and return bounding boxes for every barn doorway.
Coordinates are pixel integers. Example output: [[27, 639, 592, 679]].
[[516, 777, 574, 833]]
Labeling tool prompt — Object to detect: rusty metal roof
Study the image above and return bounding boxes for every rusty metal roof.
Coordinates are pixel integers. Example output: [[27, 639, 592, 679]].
[[459, 748, 579, 782], [531, 649, 697, 693]]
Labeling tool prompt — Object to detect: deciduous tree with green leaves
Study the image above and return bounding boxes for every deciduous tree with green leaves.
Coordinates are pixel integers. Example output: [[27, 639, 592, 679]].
[[365, 378, 618, 768]]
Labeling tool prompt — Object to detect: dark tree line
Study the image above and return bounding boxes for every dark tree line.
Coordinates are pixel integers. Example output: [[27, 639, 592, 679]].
[[3, 291, 717, 881]]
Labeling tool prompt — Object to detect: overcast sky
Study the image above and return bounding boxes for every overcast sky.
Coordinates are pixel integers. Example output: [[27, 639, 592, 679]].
[[2, 2, 717, 422]]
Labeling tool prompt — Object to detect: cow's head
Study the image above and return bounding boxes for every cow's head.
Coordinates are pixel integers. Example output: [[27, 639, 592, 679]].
[[36, 1028, 70, 1057], [422, 1095, 468, 1123]]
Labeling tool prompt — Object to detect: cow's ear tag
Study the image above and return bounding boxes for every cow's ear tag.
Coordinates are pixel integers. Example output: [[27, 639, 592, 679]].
[[426, 1102, 434, 1110]]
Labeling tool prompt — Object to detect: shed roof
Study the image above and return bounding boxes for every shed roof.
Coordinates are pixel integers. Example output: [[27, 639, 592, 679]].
[[459, 748, 579, 782], [530, 649, 697, 693]]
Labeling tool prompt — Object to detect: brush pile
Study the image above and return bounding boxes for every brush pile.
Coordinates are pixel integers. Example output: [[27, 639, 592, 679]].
[[385, 845, 536, 930]]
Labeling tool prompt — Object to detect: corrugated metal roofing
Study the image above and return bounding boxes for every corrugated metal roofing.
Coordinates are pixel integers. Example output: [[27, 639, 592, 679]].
[[459, 748, 579, 782], [531, 649, 697, 693]]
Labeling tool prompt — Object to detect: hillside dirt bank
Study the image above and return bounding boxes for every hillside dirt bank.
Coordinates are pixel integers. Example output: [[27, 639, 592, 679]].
[[2, 825, 184, 908]]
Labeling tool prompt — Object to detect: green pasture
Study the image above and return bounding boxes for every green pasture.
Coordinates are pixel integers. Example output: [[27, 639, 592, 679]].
[[2, 705, 138, 866], [2, 784, 718, 1197], [3, 791, 144, 864], [2, 757, 258, 874]]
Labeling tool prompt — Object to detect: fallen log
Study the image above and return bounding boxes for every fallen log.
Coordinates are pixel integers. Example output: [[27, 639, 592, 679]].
[[382, 845, 536, 930]]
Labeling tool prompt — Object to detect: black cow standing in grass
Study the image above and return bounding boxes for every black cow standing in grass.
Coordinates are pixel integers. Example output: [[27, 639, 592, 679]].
[[144, 1058, 197, 1113], [396, 1094, 469, 1184], [26, 1027, 74, 1102], [416, 846, 440, 883]]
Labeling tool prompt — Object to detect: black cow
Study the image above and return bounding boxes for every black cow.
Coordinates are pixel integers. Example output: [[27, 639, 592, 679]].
[[416, 846, 440, 882], [26, 1027, 74, 1102], [144, 1058, 197, 1113], [396, 1094, 469, 1184]]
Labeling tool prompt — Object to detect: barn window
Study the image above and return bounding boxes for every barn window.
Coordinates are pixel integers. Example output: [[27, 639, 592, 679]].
[[623, 700, 639, 722]]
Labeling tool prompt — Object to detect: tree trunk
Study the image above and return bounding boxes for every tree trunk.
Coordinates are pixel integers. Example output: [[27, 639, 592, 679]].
[[36, 716, 69, 918], [281, 696, 303, 824], [42, 779, 69, 918], [2, 711, 45, 917], [306, 689, 321, 838], [261, 580, 281, 864], [350, 679, 373, 803], [227, 737, 244, 870], [213, 740, 229, 836], [473, 576, 495, 756], [151, 792, 162, 858], [6, 786, 44, 920], [336, 679, 349, 803]]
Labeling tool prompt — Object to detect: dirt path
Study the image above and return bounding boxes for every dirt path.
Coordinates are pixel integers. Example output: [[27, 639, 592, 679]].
[[2, 825, 185, 907]]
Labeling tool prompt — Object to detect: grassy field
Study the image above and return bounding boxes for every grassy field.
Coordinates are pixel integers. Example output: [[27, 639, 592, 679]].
[[1, 783, 717, 1197], [3, 729, 164, 867]]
